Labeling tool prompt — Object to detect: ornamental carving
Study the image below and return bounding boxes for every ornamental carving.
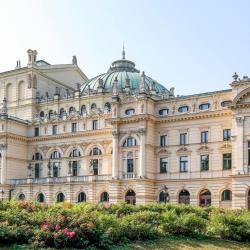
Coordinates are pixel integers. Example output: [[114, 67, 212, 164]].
[[0, 143, 7, 151], [157, 148, 170, 155], [220, 143, 232, 150], [176, 146, 191, 154], [197, 145, 212, 153]]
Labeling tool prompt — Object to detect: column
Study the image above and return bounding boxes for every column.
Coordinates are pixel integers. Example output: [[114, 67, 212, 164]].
[[0, 144, 7, 184], [139, 129, 146, 178], [112, 131, 119, 178]]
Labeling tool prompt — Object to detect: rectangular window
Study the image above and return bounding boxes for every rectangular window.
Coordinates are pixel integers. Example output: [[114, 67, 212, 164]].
[[34, 163, 40, 178], [180, 156, 188, 172], [52, 125, 58, 135], [201, 131, 208, 143], [223, 129, 231, 141], [223, 153, 232, 170], [160, 135, 167, 147], [180, 133, 187, 145], [93, 159, 98, 175], [200, 155, 209, 171], [160, 158, 168, 173], [71, 123, 77, 132], [92, 120, 98, 130], [72, 161, 78, 176], [53, 163, 59, 177], [127, 159, 134, 173], [34, 127, 39, 137]]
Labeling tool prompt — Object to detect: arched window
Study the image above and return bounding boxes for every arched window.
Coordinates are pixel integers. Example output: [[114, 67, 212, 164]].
[[178, 106, 189, 113], [57, 193, 65, 202], [18, 81, 26, 100], [159, 108, 169, 116], [91, 103, 97, 110], [125, 190, 136, 205], [18, 193, 25, 201], [37, 193, 45, 203], [78, 192, 86, 202], [32, 152, 43, 161], [221, 190, 232, 201], [69, 149, 81, 157], [125, 108, 135, 116], [199, 189, 211, 207], [159, 191, 170, 203], [179, 190, 190, 204], [48, 110, 53, 119], [59, 108, 65, 118], [69, 106, 75, 114], [40, 111, 45, 118], [81, 105, 87, 114], [199, 103, 210, 110], [221, 100, 232, 107], [123, 137, 137, 147], [50, 151, 61, 159], [90, 147, 102, 156], [100, 192, 109, 202], [104, 102, 111, 112]]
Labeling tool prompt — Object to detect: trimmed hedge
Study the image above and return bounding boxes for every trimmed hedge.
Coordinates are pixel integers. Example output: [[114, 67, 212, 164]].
[[0, 200, 249, 249]]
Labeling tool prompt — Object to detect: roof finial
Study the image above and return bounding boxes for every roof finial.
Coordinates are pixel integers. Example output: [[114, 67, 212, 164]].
[[122, 42, 126, 59]]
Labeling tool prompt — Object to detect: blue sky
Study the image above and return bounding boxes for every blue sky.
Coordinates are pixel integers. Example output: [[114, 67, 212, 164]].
[[0, 0, 250, 95]]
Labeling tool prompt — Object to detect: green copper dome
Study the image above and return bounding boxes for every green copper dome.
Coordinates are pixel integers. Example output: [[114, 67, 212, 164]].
[[80, 51, 169, 95]]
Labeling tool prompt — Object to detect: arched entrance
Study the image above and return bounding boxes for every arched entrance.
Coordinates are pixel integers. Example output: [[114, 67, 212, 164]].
[[179, 190, 190, 204], [248, 189, 250, 211], [125, 190, 136, 205], [199, 189, 211, 207]]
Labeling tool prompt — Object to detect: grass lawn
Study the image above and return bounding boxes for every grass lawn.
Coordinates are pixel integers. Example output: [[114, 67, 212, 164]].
[[1, 237, 250, 250]]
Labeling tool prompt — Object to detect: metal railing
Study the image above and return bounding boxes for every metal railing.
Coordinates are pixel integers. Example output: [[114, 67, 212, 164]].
[[123, 173, 137, 179]]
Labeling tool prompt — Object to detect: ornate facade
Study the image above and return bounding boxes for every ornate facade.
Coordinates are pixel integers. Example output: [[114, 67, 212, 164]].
[[0, 49, 250, 209]]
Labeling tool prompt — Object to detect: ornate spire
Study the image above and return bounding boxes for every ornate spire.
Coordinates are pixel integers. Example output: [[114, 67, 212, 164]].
[[122, 42, 126, 60]]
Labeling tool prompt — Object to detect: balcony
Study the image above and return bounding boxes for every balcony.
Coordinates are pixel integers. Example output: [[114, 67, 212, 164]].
[[6, 175, 111, 185], [123, 173, 137, 179]]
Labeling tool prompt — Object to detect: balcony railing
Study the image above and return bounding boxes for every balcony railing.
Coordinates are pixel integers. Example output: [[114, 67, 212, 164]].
[[6, 175, 111, 185], [123, 173, 137, 179]]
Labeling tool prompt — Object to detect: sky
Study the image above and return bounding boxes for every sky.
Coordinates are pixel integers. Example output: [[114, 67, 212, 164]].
[[0, 0, 250, 95]]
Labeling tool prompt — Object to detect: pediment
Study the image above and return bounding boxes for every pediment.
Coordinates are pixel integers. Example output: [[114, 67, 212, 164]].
[[220, 143, 232, 150], [176, 146, 191, 154], [197, 145, 212, 153], [157, 148, 171, 155]]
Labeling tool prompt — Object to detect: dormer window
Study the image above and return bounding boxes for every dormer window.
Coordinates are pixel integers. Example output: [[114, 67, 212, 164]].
[[221, 100, 232, 107], [178, 106, 189, 113], [159, 108, 169, 116], [199, 103, 210, 110], [125, 108, 135, 116]]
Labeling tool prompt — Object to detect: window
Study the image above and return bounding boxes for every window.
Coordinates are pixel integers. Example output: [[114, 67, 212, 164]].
[[159, 108, 169, 116], [34, 163, 40, 178], [53, 163, 59, 177], [223, 129, 231, 141], [248, 141, 250, 168], [127, 159, 134, 173], [180, 133, 187, 145], [37, 193, 45, 203], [159, 191, 170, 203], [91, 103, 97, 110], [72, 161, 78, 176], [221, 100, 232, 107], [59, 108, 65, 118], [50, 151, 61, 159], [40, 111, 44, 118], [34, 127, 39, 137], [178, 106, 189, 113], [57, 193, 65, 202], [32, 152, 43, 161], [81, 105, 87, 114], [92, 159, 99, 175], [70, 149, 81, 157], [160, 158, 168, 173], [100, 192, 109, 202], [78, 192, 86, 202], [92, 120, 98, 130], [223, 153, 232, 170], [123, 137, 137, 147], [180, 156, 188, 172], [18, 193, 25, 200], [71, 123, 77, 132], [160, 135, 167, 147], [201, 155, 209, 171], [125, 108, 135, 116], [52, 125, 58, 135], [221, 190, 232, 201], [199, 103, 210, 110], [201, 131, 208, 143], [48, 110, 53, 119], [90, 147, 102, 156], [69, 106, 75, 114], [104, 102, 111, 112]]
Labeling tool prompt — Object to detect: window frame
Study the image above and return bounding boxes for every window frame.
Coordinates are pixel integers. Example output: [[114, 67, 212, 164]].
[[223, 153, 232, 170], [180, 156, 188, 173], [200, 154, 209, 171]]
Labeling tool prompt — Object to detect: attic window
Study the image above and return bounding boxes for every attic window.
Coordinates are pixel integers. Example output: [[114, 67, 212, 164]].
[[199, 103, 210, 110], [178, 106, 189, 113], [159, 108, 169, 116]]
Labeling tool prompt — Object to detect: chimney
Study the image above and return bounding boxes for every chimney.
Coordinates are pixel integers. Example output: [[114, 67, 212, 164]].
[[27, 49, 38, 67]]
